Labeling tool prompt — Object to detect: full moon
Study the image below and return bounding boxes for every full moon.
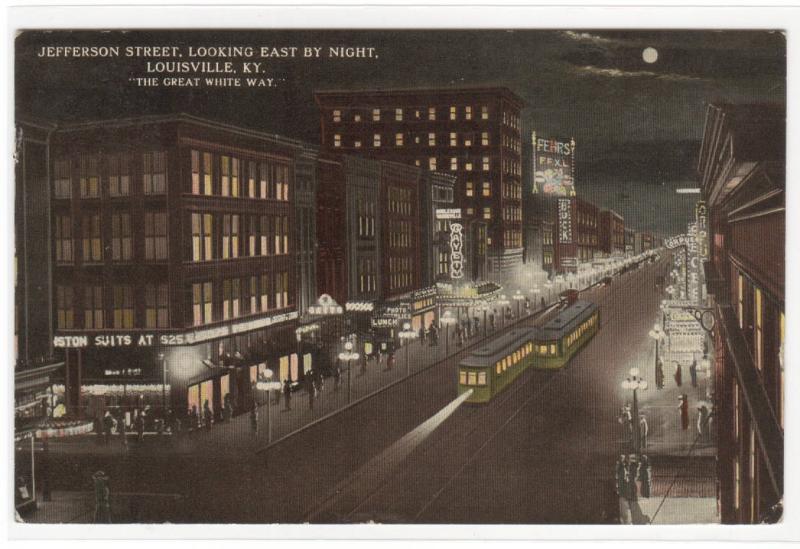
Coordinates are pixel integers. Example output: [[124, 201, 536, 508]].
[[643, 47, 658, 64]]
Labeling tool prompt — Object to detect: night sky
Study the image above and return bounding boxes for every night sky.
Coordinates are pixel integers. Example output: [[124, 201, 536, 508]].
[[15, 29, 785, 235]]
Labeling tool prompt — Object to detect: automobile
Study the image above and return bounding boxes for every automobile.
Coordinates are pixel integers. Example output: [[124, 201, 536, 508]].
[[559, 288, 579, 306], [601, 276, 613, 286]]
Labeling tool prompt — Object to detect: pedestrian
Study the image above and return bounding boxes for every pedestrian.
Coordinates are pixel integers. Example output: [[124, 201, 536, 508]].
[[618, 405, 633, 444], [92, 470, 111, 523], [655, 360, 664, 390], [627, 458, 639, 501], [283, 379, 292, 410], [615, 455, 628, 498], [639, 414, 649, 449], [419, 325, 425, 343], [689, 359, 698, 388], [697, 405, 709, 439], [188, 405, 199, 433], [333, 362, 341, 391], [170, 409, 181, 440], [134, 410, 145, 443], [540, 297, 546, 310], [638, 455, 652, 498], [674, 363, 683, 387], [387, 351, 396, 371], [117, 412, 128, 448], [249, 406, 258, 434], [223, 394, 234, 423], [679, 394, 689, 431], [306, 376, 316, 412], [203, 399, 213, 430], [102, 411, 114, 446]]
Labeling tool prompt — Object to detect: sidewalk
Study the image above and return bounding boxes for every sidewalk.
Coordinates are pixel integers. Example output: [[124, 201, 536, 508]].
[[40, 297, 561, 461]]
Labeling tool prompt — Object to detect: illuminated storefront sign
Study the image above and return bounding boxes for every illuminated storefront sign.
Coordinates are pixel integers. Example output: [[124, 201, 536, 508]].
[[450, 222, 464, 279], [345, 301, 375, 312], [435, 208, 462, 220], [532, 131, 576, 196], [53, 311, 299, 349], [558, 198, 573, 244], [665, 234, 690, 249], [695, 201, 708, 259], [308, 294, 344, 316]]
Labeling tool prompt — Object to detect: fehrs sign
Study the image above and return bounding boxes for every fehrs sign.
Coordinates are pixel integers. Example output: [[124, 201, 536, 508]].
[[532, 131, 576, 197], [450, 223, 464, 279]]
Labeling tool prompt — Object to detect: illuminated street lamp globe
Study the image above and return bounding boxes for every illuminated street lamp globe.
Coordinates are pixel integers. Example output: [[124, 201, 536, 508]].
[[496, 294, 510, 307]]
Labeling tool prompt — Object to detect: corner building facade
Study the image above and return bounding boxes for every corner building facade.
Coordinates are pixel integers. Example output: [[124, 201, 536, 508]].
[[49, 115, 310, 421], [314, 87, 524, 280]]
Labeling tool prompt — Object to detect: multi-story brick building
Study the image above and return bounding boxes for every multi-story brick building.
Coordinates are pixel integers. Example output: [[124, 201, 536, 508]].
[[635, 231, 654, 254], [314, 87, 524, 280], [624, 227, 636, 256], [420, 172, 456, 287], [48, 114, 309, 420], [698, 103, 784, 524], [575, 197, 599, 263], [598, 209, 625, 256]]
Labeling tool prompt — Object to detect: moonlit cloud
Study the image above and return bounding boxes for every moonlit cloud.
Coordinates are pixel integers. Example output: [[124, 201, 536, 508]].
[[561, 31, 618, 45], [574, 64, 703, 81]]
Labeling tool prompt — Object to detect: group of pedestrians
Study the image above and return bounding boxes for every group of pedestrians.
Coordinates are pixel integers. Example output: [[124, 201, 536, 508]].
[[617, 405, 649, 450], [615, 454, 652, 501], [97, 407, 153, 447]]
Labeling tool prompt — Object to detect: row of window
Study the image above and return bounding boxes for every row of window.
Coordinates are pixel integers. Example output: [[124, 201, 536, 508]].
[[54, 212, 167, 264], [495, 342, 535, 375], [388, 220, 413, 249], [565, 314, 597, 349], [503, 207, 522, 223], [334, 130, 493, 150], [414, 156, 492, 173], [192, 273, 289, 326], [56, 284, 168, 330], [190, 150, 290, 201], [436, 251, 450, 276], [190, 213, 289, 262], [388, 256, 413, 291], [502, 182, 522, 200], [357, 198, 377, 238], [357, 258, 377, 294], [501, 134, 522, 154], [332, 105, 491, 123], [53, 152, 167, 199], [387, 187, 413, 216], [503, 230, 523, 249], [460, 369, 488, 386], [501, 110, 521, 130], [465, 181, 493, 197], [501, 157, 522, 177]]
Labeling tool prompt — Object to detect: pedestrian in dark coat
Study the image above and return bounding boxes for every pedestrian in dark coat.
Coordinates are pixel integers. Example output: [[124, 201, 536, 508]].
[[615, 455, 628, 498], [223, 394, 233, 422], [102, 412, 114, 446], [92, 471, 111, 523], [387, 352, 396, 370], [418, 326, 425, 343], [203, 400, 213, 430], [333, 363, 341, 391], [249, 407, 258, 434], [674, 363, 683, 387], [188, 405, 199, 433], [639, 415, 649, 449], [679, 394, 689, 431], [638, 455, 652, 498], [134, 411, 145, 443], [689, 359, 698, 388], [627, 459, 639, 501], [170, 410, 181, 439], [697, 405, 709, 439], [540, 297, 546, 310], [283, 379, 292, 410], [117, 413, 128, 447]]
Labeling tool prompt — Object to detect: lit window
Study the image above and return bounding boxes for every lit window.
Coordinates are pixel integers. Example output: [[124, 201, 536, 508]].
[[112, 285, 134, 328], [482, 182, 491, 197], [354, 140, 362, 148], [755, 288, 763, 371], [428, 107, 436, 120], [395, 108, 403, 121], [482, 156, 490, 171], [483, 207, 492, 220], [460, 371, 467, 385], [333, 134, 341, 148], [354, 113, 362, 122], [466, 181, 474, 197], [144, 211, 168, 260], [450, 106, 457, 120], [109, 153, 131, 197], [332, 110, 341, 122], [465, 162, 473, 172], [477, 372, 487, 385], [428, 133, 436, 146], [144, 283, 169, 328], [481, 105, 489, 120], [465, 106, 473, 120], [143, 151, 166, 195], [372, 108, 381, 121], [481, 132, 489, 146], [373, 134, 381, 147], [54, 158, 72, 198], [79, 155, 100, 198], [428, 157, 437, 171], [395, 133, 404, 147], [83, 285, 104, 329], [110, 213, 132, 262], [450, 157, 458, 171], [450, 132, 457, 146]]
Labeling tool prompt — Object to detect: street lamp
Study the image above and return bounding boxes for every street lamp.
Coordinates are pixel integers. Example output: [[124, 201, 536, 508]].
[[648, 324, 666, 388], [621, 367, 649, 454], [512, 290, 525, 319], [398, 322, 418, 376], [439, 311, 457, 357], [530, 286, 542, 312], [338, 341, 359, 404]]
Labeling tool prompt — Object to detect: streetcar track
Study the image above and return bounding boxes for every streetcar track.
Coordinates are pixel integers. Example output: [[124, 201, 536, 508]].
[[344, 259, 665, 522]]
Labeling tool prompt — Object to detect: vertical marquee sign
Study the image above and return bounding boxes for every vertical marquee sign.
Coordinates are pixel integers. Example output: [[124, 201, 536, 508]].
[[437, 208, 464, 280], [532, 131, 576, 197]]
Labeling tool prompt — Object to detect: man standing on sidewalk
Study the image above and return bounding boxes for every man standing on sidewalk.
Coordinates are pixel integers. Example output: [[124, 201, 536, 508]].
[[679, 394, 689, 431], [638, 415, 649, 450], [93, 471, 111, 523], [689, 359, 698, 388], [283, 379, 292, 411]]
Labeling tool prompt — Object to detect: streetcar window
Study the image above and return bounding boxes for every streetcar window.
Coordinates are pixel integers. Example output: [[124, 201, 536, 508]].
[[468, 372, 477, 385], [459, 371, 467, 385], [496, 362, 501, 374], [478, 372, 487, 385], [539, 344, 547, 355], [550, 344, 556, 355]]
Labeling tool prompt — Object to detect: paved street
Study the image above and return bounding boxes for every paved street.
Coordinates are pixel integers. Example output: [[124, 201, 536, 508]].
[[26, 254, 714, 525]]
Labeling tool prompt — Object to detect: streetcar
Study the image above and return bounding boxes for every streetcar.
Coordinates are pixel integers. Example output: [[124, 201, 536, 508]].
[[457, 300, 600, 403]]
